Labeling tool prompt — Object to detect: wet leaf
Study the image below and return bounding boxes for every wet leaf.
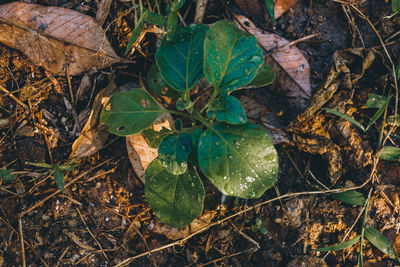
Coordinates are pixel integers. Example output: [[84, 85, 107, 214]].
[[313, 235, 361, 252], [158, 133, 192, 175], [380, 146, 400, 161], [0, 169, 17, 182], [0, 2, 125, 75], [365, 95, 391, 131], [198, 123, 278, 198], [126, 114, 174, 184], [53, 165, 65, 193], [207, 93, 247, 124], [145, 159, 205, 228], [146, 64, 179, 98], [331, 190, 365, 206], [176, 98, 194, 111], [156, 24, 208, 93], [142, 127, 173, 148], [235, 15, 311, 100], [364, 226, 399, 261], [100, 89, 165, 136], [247, 62, 276, 87], [204, 21, 264, 93]]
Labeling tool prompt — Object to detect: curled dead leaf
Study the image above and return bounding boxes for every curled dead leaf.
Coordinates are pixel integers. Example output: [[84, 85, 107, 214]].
[[126, 113, 174, 184], [0, 2, 127, 75], [150, 210, 216, 240], [235, 15, 311, 100], [70, 79, 118, 158], [275, 0, 298, 19]]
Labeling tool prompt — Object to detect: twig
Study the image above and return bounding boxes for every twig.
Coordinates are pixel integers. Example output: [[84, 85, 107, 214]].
[[0, 216, 49, 266], [197, 248, 256, 267], [19, 217, 26, 267], [114, 181, 372, 267], [20, 155, 119, 217], [194, 0, 208, 24], [55, 246, 70, 267], [0, 84, 28, 109], [76, 208, 109, 262]]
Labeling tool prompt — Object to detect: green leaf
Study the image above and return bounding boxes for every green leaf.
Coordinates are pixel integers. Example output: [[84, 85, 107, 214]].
[[364, 226, 399, 261], [365, 93, 389, 108], [158, 133, 192, 175], [146, 64, 179, 98], [27, 162, 53, 169], [145, 159, 205, 228], [380, 146, 400, 161], [265, 0, 276, 24], [393, 0, 400, 12], [176, 98, 194, 111], [331, 190, 365, 206], [198, 123, 278, 198], [247, 62, 275, 87], [366, 95, 391, 131], [207, 93, 247, 124], [53, 165, 65, 193], [100, 89, 165, 136], [0, 169, 17, 182], [204, 21, 264, 93], [185, 128, 203, 165], [142, 127, 172, 148], [313, 235, 361, 252], [156, 24, 208, 93], [323, 108, 366, 132]]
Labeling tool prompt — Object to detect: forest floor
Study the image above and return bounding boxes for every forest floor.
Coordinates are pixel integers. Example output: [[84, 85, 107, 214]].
[[1, 0, 400, 266]]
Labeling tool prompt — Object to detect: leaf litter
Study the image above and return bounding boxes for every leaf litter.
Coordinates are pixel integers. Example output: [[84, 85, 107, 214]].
[[1, 0, 400, 266]]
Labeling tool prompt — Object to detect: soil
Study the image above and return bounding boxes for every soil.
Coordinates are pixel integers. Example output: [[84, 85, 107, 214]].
[[1, 0, 400, 266]]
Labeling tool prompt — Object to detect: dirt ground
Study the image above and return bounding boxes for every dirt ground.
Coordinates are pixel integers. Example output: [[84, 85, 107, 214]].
[[1, 0, 400, 266]]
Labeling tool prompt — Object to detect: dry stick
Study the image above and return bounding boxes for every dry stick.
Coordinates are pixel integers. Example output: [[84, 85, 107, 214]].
[[114, 182, 372, 267], [19, 217, 26, 267], [20, 155, 118, 217], [0, 217, 49, 267], [194, 0, 208, 24], [0, 84, 28, 109], [55, 246, 70, 267], [76, 208, 109, 262]]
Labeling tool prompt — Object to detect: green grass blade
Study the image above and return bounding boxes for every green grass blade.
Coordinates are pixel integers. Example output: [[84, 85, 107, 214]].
[[313, 235, 361, 252], [323, 108, 366, 132]]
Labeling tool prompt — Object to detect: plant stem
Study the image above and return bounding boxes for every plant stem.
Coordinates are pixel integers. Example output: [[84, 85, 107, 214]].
[[199, 89, 218, 114]]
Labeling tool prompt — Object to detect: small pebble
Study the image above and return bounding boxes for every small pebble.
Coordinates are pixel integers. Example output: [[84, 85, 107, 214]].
[[61, 117, 67, 124]]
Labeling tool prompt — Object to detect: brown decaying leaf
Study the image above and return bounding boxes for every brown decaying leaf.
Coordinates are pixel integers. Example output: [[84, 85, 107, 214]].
[[0, 2, 126, 76], [275, 0, 298, 19], [70, 80, 118, 159], [126, 113, 174, 184], [235, 15, 311, 100], [150, 210, 216, 240]]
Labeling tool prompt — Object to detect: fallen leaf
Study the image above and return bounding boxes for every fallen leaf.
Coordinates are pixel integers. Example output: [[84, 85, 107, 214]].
[[0, 2, 126, 76], [126, 113, 174, 184], [275, 0, 298, 19], [150, 210, 216, 240], [70, 79, 118, 158], [67, 232, 96, 251], [235, 15, 311, 100]]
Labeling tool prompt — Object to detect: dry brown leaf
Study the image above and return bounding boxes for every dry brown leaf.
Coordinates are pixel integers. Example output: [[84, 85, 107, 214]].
[[150, 210, 217, 240], [0, 2, 126, 76], [234, 0, 265, 19], [275, 0, 298, 19], [70, 80, 118, 158], [235, 15, 311, 100], [126, 113, 174, 184]]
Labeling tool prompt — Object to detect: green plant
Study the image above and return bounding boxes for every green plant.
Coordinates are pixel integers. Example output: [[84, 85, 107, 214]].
[[314, 197, 400, 266], [28, 159, 79, 193], [251, 217, 268, 235], [101, 20, 278, 228]]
